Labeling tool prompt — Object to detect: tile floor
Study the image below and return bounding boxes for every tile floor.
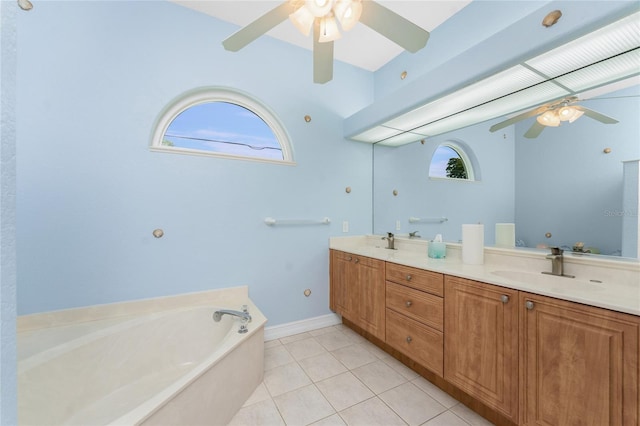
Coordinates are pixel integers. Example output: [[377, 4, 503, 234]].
[[228, 324, 495, 426]]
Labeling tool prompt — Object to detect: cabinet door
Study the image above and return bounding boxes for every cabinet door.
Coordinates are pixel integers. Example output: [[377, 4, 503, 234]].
[[329, 250, 355, 318], [355, 256, 386, 341], [520, 292, 639, 426], [444, 276, 519, 422]]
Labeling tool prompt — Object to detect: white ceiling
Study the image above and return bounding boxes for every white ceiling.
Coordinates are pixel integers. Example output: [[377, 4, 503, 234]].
[[171, 0, 472, 71]]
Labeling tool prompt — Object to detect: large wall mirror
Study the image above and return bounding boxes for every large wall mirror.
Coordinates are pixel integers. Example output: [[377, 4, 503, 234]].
[[372, 81, 640, 259]]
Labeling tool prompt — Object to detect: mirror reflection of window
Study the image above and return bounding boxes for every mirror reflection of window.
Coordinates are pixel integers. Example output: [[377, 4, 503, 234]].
[[429, 143, 473, 180]]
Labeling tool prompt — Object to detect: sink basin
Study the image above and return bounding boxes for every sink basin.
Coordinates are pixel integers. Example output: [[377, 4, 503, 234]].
[[490, 270, 606, 293]]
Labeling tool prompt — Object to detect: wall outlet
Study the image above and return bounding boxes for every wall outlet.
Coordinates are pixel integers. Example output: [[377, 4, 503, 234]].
[[396, 220, 401, 231], [342, 221, 349, 233]]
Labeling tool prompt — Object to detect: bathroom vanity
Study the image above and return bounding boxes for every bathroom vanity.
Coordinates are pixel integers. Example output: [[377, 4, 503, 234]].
[[329, 236, 640, 426]]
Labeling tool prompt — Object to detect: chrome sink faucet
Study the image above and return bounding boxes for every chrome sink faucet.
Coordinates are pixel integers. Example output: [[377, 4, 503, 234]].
[[542, 247, 574, 278], [382, 232, 396, 250]]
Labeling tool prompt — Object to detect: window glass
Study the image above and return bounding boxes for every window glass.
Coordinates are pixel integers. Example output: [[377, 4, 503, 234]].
[[151, 88, 293, 164], [429, 143, 473, 180]]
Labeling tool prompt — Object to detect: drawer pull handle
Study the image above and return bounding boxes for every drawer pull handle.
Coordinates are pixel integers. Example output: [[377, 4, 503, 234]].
[[405, 300, 413, 307], [354, 258, 359, 264], [346, 256, 352, 261], [406, 274, 412, 281], [501, 295, 509, 304], [406, 336, 412, 343], [525, 300, 535, 310]]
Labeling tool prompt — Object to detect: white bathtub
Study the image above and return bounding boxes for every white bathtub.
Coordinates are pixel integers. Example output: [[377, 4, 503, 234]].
[[18, 287, 266, 425]]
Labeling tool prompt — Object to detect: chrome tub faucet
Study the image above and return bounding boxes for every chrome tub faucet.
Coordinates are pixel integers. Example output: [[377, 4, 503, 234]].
[[213, 306, 252, 333]]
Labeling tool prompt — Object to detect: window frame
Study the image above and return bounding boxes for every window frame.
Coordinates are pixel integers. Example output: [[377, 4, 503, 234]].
[[428, 141, 477, 181], [150, 87, 295, 165]]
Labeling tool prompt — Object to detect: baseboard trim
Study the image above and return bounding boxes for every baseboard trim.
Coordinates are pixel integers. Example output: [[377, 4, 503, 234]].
[[264, 313, 342, 341]]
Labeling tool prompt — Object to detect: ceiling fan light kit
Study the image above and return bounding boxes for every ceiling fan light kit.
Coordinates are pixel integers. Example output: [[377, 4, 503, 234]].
[[223, 0, 429, 84]]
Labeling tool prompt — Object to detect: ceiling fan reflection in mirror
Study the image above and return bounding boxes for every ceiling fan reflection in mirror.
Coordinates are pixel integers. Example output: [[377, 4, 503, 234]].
[[222, 0, 430, 84], [489, 96, 620, 139]]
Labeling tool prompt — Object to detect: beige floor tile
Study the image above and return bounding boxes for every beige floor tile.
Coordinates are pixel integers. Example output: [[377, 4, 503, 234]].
[[310, 326, 338, 337], [330, 343, 378, 370], [228, 398, 285, 426], [285, 337, 327, 361], [339, 397, 406, 426], [310, 413, 347, 426], [411, 376, 460, 409], [357, 340, 390, 359], [423, 410, 471, 426], [263, 362, 312, 397], [449, 404, 495, 425], [381, 356, 420, 380], [351, 360, 407, 394], [298, 352, 348, 382], [265, 339, 283, 349], [314, 330, 355, 351], [273, 384, 336, 426], [315, 372, 375, 412], [265, 345, 295, 370], [378, 381, 447, 426], [280, 332, 313, 345], [338, 327, 367, 344]]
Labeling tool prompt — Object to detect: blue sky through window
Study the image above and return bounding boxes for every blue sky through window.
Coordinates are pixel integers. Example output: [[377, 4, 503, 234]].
[[164, 102, 283, 160], [429, 145, 461, 178]]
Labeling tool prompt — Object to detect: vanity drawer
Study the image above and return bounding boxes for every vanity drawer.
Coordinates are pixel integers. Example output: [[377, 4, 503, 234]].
[[386, 282, 443, 331], [386, 309, 443, 377], [386, 263, 444, 297]]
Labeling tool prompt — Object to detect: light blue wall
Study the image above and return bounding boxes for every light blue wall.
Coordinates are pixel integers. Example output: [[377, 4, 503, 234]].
[[515, 85, 640, 255], [373, 121, 516, 243], [1, 1, 18, 423], [16, 1, 374, 323]]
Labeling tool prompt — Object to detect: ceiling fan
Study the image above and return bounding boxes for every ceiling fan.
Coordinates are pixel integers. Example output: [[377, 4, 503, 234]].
[[222, 0, 430, 84], [489, 96, 619, 139]]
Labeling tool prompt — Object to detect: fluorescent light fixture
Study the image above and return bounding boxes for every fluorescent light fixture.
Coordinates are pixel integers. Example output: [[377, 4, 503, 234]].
[[384, 65, 546, 131], [350, 125, 403, 143], [553, 49, 640, 92], [525, 11, 640, 78], [376, 130, 427, 147], [349, 10, 640, 146]]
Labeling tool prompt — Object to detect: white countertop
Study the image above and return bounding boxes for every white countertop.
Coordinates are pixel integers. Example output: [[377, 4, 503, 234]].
[[330, 236, 640, 316]]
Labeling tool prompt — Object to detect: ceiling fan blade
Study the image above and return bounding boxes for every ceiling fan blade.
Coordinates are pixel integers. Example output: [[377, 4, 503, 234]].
[[524, 121, 545, 139], [489, 107, 546, 133], [222, 2, 295, 52], [359, 1, 430, 53], [574, 106, 619, 124], [313, 21, 334, 84]]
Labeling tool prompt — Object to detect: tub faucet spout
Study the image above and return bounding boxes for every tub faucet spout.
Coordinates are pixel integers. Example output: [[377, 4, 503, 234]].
[[213, 309, 252, 323]]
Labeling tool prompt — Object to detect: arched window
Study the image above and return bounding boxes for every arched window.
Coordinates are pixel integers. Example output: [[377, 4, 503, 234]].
[[150, 87, 294, 164], [429, 141, 476, 180]]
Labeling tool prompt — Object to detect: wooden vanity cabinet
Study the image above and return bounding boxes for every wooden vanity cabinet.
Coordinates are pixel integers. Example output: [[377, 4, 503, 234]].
[[329, 250, 385, 340], [444, 276, 519, 423], [519, 292, 639, 426], [385, 263, 445, 376]]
